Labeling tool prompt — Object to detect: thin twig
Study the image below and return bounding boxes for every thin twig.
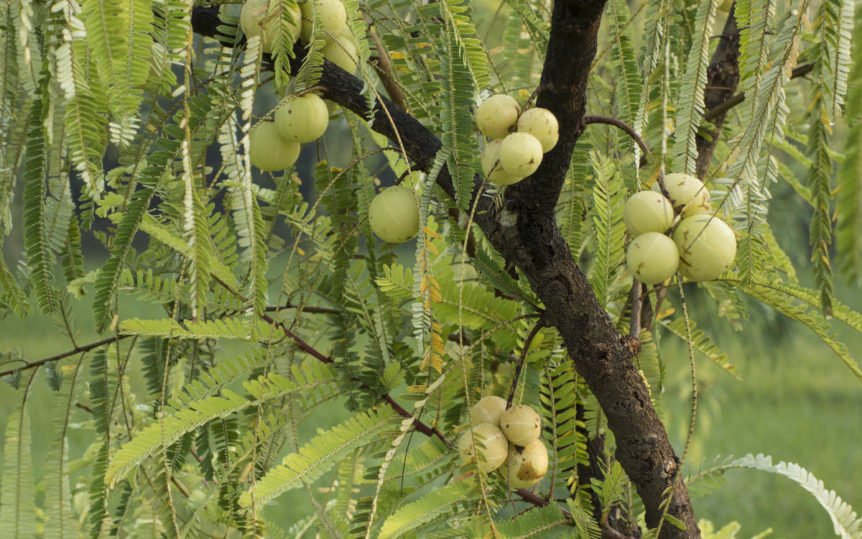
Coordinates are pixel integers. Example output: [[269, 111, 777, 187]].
[[261, 310, 456, 446], [364, 14, 408, 111], [583, 115, 650, 157], [651, 285, 668, 327], [0, 335, 129, 378], [75, 402, 95, 415], [382, 394, 450, 447], [265, 303, 341, 315], [260, 312, 332, 363], [506, 319, 546, 408], [171, 476, 191, 498], [629, 279, 643, 339]]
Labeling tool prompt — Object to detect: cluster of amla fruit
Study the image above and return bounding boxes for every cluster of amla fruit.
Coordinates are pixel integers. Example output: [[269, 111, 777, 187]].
[[240, 0, 358, 72], [243, 0, 359, 172], [248, 93, 332, 171], [625, 173, 737, 285], [457, 396, 548, 489], [241, 0, 418, 244], [476, 95, 559, 185]]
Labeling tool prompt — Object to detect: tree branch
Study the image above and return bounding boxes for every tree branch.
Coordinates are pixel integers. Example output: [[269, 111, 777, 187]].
[[0, 335, 128, 378], [265, 303, 341, 315], [695, 4, 741, 178], [191, 5, 697, 535], [696, 4, 813, 178], [364, 14, 408, 112], [701, 63, 814, 124], [584, 115, 650, 158], [506, 318, 546, 408]]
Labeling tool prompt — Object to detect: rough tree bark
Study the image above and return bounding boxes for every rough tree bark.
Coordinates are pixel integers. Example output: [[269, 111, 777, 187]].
[[193, 2, 700, 535]]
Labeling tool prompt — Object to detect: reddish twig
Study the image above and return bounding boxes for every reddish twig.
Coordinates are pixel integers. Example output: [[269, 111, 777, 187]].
[[0, 335, 128, 378], [583, 115, 650, 158], [506, 319, 547, 408]]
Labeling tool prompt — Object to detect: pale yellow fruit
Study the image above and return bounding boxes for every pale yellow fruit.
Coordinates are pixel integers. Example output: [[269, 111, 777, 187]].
[[499, 405, 541, 446], [368, 186, 420, 243], [249, 122, 301, 171], [323, 32, 358, 72], [624, 191, 674, 236], [300, 0, 347, 42], [626, 232, 680, 285], [457, 423, 509, 473], [470, 396, 507, 426], [500, 439, 548, 488], [481, 139, 524, 186], [498, 132, 543, 179], [673, 214, 737, 282], [275, 94, 330, 143], [451, 260, 478, 282], [516, 107, 559, 152], [240, 0, 302, 53], [475, 94, 520, 140], [654, 173, 711, 217]]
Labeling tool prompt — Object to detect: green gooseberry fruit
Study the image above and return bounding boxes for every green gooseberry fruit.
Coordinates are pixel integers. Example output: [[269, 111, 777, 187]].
[[475, 94, 520, 140], [498, 132, 543, 179], [654, 173, 711, 217], [240, 0, 302, 53], [673, 213, 737, 282], [470, 396, 507, 426], [626, 232, 680, 285], [300, 0, 346, 42], [499, 404, 541, 446], [624, 191, 675, 236], [275, 94, 330, 143], [481, 139, 524, 186], [249, 121, 301, 171], [368, 185, 420, 243], [323, 31, 358, 72], [516, 107, 559, 153], [451, 259, 478, 283], [500, 438, 549, 489], [457, 423, 509, 473]]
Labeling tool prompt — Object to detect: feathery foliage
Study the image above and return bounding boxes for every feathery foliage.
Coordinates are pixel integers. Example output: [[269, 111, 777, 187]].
[[0, 0, 860, 536], [836, 3, 862, 281], [0, 406, 36, 538], [687, 454, 861, 538]]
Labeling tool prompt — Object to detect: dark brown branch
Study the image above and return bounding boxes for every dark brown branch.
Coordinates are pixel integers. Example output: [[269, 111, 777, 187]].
[[696, 0, 813, 177], [695, 5, 741, 177], [584, 115, 651, 157], [0, 335, 128, 378], [701, 63, 814, 123], [191, 6, 697, 535]]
